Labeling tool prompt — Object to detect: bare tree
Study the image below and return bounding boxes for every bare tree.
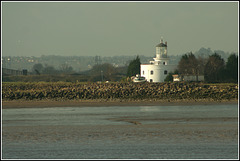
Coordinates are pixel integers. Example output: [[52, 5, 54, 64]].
[[204, 53, 225, 82], [178, 52, 198, 75], [197, 56, 208, 75], [59, 64, 74, 74], [90, 63, 116, 81]]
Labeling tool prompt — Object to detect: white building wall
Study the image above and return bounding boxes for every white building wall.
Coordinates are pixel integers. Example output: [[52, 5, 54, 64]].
[[198, 75, 205, 81], [141, 64, 177, 82]]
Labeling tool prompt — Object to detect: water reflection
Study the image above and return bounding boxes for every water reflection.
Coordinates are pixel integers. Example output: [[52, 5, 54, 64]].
[[2, 104, 238, 126], [140, 106, 160, 112]]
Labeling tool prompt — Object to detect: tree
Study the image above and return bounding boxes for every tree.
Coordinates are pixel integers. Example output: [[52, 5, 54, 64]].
[[164, 70, 179, 82], [59, 64, 74, 74], [32, 63, 44, 74], [126, 56, 141, 77], [178, 52, 198, 75], [197, 56, 208, 75], [42, 65, 58, 75], [164, 72, 173, 82], [178, 52, 207, 82], [225, 53, 238, 82], [90, 63, 116, 81], [204, 53, 225, 82]]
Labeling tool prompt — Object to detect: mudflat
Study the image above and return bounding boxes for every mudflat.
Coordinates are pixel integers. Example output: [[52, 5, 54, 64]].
[[2, 104, 238, 159], [2, 98, 238, 109]]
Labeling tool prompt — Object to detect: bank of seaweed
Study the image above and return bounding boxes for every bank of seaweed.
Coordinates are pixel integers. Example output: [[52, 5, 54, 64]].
[[2, 82, 238, 101]]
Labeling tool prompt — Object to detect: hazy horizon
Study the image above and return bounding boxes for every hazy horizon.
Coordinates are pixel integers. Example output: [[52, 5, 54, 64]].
[[2, 1, 238, 57]]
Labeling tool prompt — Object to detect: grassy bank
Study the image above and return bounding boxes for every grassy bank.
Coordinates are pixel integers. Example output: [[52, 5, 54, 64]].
[[2, 82, 238, 102]]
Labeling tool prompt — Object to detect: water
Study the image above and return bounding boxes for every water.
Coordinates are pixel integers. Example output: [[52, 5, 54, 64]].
[[2, 104, 239, 159], [3, 142, 237, 159]]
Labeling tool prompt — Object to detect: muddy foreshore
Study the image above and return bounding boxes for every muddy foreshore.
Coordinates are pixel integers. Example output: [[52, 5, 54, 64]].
[[2, 102, 238, 159], [2, 98, 238, 109]]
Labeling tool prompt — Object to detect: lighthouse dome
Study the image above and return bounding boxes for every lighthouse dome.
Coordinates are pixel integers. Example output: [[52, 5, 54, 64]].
[[156, 43, 167, 47]]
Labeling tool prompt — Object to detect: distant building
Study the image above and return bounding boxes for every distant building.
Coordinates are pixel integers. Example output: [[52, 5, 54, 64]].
[[173, 74, 182, 82], [2, 68, 28, 76], [141, 38, 177, 82], [22, 69, 28, 75]]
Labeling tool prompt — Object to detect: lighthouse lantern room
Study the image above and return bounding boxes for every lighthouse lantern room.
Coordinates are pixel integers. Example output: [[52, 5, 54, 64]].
[[140, 37, 177, 82]]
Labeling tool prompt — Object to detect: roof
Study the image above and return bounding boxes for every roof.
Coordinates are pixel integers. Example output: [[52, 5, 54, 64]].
[[156, 43, 167, 47]]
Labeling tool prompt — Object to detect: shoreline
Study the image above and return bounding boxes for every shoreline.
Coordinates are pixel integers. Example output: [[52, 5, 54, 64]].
[[2, 99, 238, 109]]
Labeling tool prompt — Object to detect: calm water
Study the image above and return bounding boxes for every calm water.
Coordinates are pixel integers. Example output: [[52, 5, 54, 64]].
[[2, 104, 239, 159]]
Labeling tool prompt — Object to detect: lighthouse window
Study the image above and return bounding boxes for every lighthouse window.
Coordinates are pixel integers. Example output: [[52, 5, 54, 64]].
[[142, 71, 144, 75], [164, 70, 168, 75], [150, 70, 154, 75]]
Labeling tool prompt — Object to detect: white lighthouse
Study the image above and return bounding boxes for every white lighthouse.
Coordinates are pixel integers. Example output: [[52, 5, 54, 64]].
[[141, 38, 177, 82]]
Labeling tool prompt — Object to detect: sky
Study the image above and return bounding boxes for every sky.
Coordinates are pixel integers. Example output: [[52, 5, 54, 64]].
[[1, 1, 239, 57]]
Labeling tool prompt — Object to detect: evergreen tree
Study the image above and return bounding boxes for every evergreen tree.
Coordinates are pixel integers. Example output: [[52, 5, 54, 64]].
[[164, 70, 179, 82], [126, 56, 141, 77], [226, 53, 238, 82], [164, 72, 173, 82]]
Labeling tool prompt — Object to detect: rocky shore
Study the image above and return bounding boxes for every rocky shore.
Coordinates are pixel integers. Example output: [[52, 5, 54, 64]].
[[2, 82, 238, 102]]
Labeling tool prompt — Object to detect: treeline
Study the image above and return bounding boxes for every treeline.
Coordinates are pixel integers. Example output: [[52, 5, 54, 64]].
[[3, 52, 238, 83], [29, 62, 128, 82], [88, 63, 127, 82], [177, 52, 238, 83], [126, 53, 238, 83], [3, 60, 129, 82], [32, 63, 74, 75]]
